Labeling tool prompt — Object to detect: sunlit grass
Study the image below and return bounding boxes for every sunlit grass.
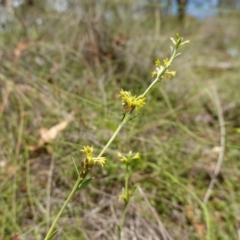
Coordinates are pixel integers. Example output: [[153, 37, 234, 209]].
[[0, 1, 240, 239]]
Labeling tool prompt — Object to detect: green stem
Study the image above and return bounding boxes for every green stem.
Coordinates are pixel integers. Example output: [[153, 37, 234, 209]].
[[44, 177, 83, 240], [118, 165, 130, 240], [98, 113, 130, 158], [44, 37, 187, 240], [118, 202, 128, 240], [45, 114, 130, 239]]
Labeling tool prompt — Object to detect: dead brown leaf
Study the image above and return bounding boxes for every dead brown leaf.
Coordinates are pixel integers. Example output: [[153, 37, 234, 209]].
[[28, 111, 75, 152], [13, 40, 30, 62], [193, 223, 206, 239]]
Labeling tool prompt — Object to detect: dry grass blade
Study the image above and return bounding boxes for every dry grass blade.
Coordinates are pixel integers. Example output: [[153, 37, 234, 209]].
[[203, 85, 226, 203], [137, 186, 173, 240]]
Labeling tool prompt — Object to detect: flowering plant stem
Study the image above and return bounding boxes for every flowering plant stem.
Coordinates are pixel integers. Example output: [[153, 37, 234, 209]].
[[44, 178, 83, 240], [44, 34, 189, 239], [44, 113, 131, 240], [98, 113, 130, 158], [143, 48, 176, 97]]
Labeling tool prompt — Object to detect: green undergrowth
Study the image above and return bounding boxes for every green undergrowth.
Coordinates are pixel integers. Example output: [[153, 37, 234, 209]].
[[0, 1, 240, 240]]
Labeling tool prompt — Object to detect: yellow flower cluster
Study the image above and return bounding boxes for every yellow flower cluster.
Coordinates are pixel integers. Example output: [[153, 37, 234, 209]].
[[151, 58, 176, 79], [118, 190, 132, 201], [151, 34, 189, 81], [117, 151, 140, 163], [81, 145, 93, 159], [81, 146, 106, 168], [119, 89, 146, 113]]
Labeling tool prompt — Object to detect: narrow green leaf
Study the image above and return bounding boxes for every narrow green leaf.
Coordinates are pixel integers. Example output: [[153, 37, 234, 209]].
[[76, 178, 93, 191], [72, 157, 80, 176], [46, 229, 58, 240]]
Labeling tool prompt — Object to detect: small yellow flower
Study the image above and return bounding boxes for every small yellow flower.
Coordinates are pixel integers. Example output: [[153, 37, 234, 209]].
[[81, 146, 93, 158], [119, 89, 146, 113], [132, 152, 140, 159], [118, 188, 132, 202], [92, 157, 106, 167], [163, 58, 170, 67], [152, 57, 176, 82], [117, 151, 140, 163], [118, 190, 132, 202], [165, 71, 176, 79], [117, 152, 127, 162], [151, 71, 157, 77], [80, 146, 106, 175], [118, 194, 125, 201], [155, 59, 161, 67]]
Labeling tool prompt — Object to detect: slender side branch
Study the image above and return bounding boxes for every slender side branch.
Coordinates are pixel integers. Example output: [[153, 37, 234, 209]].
[[44, 34, 189, 239], [143, 49, 177, 97], [44, 114, 130, 239]]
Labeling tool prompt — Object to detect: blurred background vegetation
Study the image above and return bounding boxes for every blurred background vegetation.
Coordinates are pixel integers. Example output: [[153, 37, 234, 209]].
[[0, 0, 240, 239]]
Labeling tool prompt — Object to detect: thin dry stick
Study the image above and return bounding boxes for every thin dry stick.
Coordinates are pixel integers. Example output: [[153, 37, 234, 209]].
[[203, 85, 226, 203], [46, 156, 55, 229], [137, 186, 173, 240]]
